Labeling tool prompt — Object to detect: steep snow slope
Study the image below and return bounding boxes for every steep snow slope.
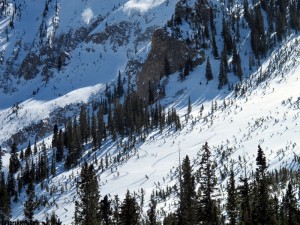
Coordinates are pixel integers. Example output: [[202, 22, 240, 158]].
[[0, 0, 300, 223], [0, 0, 179, 146], [3, 34, 299, 224]]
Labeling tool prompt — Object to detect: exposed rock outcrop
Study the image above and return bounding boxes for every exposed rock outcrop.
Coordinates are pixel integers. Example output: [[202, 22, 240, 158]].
[[137, 28, 204, 102]]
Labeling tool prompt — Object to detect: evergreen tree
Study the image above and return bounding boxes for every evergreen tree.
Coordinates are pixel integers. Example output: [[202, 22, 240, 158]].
[[40, 141, 48, 181], [178, 155, 196, 225], [119, 190, 140, 225], [25, 141, 31, 159], [45, 211, 62, 225], [52, 124, 58, 148], [117, 71, 124, 97], [147, 197, 157, 225], [238, 174, 251, 225], [112, 195, 120, 225], [0, 172, 11, 222], [33, 141, 37, 155], [187, 97, 192, 115], [79, 106, 88, 144], [196, 142, 218, 224], [212, 34, 219, 59], [252, 145, 277, 225], [24, 177, 36, 222], [91, 113, 98, 149], [7, 171, 16, 198], [75, 163, 101, 225], [282, 182, 299, 225], [205, 57, 213, 81], [56, 130, 64, 162], [9, 143, 20, 174], [226, 167, 237, 225], [148, 81, 155, 105], [101, 195, 112, 225], [218, 48, 228, 89]]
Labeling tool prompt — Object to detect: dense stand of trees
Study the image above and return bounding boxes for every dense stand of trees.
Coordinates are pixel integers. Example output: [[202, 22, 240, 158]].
[[71, 143, 300, 225], [168, 0, 300, 89], [163, 144, 300, 225]]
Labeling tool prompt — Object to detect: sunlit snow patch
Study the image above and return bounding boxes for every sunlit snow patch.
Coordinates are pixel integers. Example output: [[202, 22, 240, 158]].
[[81, 8, 94, 24], [124, 0, 166, 13]]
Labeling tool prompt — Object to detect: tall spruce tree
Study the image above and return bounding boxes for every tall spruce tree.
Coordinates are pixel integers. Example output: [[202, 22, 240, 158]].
[[238, 174, 251, 225], [117, 71, 124, 97], [205, 57, 213, 81], [119, 190, 140, 225], [24, 177, 36, 222], [218, 48, 228, 89], [9, 143, 20, 174], [0, 171, 11, 222], [226, 167, 237, 225], [282, 182, 299, 225], [252, 145, 277, 225], [75, 163, 101, 225], [101, 195, 112, 225], [147, 196, 157, 225], [196, 142, 218, 224], [178, 155, 196, 225]]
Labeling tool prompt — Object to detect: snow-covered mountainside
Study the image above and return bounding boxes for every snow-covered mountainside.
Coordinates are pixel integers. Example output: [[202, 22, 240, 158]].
[[0, 0, 179, 145], [0, 0, 300, 224]]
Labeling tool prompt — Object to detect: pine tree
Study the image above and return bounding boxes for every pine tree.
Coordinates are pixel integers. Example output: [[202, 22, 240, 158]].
[[45, 211, 62, 225], [119, 190, 140, 225], [282, 182, 299, 225], [9, 143, 20, 174], [91, 113, 98, 149], [205, 57, 213, 81], [196, 142, 218, 224], [117, 71, 124, 97], [56, 130, 64, 162], [25, 141, 31, 159], [52, 124, 58, 148], [51, 149, 56, 176], [79, 106, 88, 144], [24, 177, 36, 222], [147, 197, 157, 225], [75, 163, 101, 225], [218, 48, 228, 89], [187, 97, 192, 115], [212, 34, 219, 59], [33, 141, 37, 155], [101, 195, 112, 225], [252, 145, 277, 225], [7, 172, 16, 200], [178, 155, 196, 225], [40, 141, 48, 181], [148, 81, 155, 105], [238, 174, 251, 225], [112, 195, 120, 225], [226, 167, 237, 225], [0, 173, 11, 222]]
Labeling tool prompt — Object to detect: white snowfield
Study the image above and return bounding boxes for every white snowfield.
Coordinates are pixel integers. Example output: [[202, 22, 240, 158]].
[[0, 0, 299, 224]]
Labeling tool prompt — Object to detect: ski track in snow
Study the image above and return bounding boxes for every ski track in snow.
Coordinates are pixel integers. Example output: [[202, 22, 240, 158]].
[[0, 0, 299, 224]]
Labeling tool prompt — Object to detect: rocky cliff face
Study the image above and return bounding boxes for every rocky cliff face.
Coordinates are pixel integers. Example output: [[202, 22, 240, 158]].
[[137, 28, 204, 102]]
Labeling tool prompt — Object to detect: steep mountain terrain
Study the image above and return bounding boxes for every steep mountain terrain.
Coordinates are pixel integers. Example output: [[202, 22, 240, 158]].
[[0, 0, 300, 224]]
